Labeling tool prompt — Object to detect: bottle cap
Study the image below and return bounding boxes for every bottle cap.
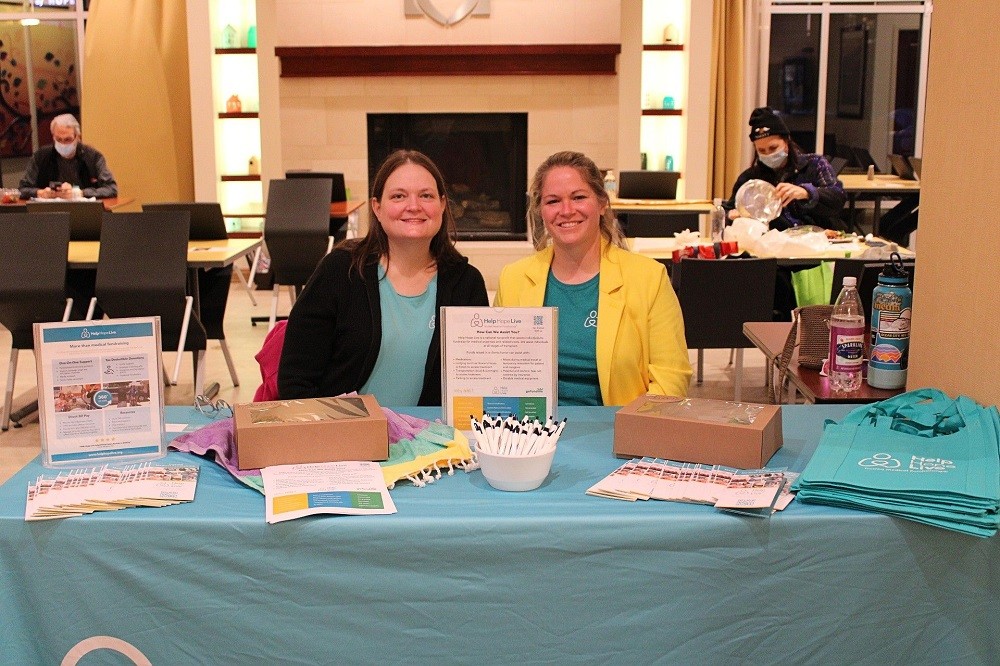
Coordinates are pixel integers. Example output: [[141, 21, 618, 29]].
[[843, 277, 857, 287]]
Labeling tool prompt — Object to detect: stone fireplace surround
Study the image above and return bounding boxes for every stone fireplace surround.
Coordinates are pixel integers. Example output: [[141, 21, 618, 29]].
[[276, 44, 622, 288]]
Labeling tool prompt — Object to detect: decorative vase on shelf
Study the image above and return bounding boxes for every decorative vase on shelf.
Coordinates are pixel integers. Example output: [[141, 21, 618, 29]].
[[226, 95, 242, 113], [663, 24, 679, 44], [248, 156, 260, 176], [221, 24, 238, 48], [247, 25, 257, 48]]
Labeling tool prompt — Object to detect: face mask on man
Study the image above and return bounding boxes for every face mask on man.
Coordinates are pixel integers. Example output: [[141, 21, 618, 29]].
[[758, 149, 787, 170], [55, 141, 78, 158]]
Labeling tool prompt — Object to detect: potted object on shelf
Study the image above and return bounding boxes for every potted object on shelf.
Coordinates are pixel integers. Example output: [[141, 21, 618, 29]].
[[221, 24, 239, 48], [226, 95, 242, 113]]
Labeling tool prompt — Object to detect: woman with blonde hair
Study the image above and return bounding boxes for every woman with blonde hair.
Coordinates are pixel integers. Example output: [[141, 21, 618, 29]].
[[495, 151, 690, 405]]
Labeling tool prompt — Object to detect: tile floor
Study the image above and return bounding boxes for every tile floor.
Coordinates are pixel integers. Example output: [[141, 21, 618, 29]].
[[0, 277, 771, 484]]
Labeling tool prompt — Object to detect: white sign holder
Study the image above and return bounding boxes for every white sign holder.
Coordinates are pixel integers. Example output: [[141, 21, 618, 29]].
[[440, 306, 557, 432], [34, 317, 166, 468]]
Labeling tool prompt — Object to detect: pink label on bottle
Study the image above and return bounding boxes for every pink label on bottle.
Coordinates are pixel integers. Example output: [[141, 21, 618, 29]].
[[830, 324, 865, 372]]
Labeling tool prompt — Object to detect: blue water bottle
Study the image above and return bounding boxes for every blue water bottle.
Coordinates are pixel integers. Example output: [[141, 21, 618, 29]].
[[867, 253, 912, 389]]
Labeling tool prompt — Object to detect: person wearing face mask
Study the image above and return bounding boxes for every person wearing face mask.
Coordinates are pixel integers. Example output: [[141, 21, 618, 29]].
[[18, 113, 118, 200], [722, 107, 845, 231]]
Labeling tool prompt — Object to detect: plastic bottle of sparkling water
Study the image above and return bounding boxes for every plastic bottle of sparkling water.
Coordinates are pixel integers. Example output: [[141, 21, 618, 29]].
[[829, 276, 865, 392]]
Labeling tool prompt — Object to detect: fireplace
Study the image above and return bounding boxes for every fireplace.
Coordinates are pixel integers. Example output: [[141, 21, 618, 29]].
[[367, 113, 528, 240]]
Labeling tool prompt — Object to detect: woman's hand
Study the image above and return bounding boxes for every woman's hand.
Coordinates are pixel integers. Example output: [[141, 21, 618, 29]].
[[774, 183, 808, 207]]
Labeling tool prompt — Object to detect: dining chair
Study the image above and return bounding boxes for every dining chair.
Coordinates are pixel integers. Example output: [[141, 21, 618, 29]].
[[671, 257, 778, 402], [143, 201, 258, 310], [285, 171, 348, 239], [86, 211, 208, 395], [260, 178, 335, 331], [27, 200, 108, 319], [142, 203, 243, 387], [0, 213, 73, 430]]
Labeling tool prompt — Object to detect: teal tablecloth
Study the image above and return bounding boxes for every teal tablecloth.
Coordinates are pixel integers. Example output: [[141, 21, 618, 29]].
[[1, 405, 998, 664]]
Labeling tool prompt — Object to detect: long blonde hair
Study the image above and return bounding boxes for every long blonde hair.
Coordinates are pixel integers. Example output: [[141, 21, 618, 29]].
[[526, 151, 626, 251]]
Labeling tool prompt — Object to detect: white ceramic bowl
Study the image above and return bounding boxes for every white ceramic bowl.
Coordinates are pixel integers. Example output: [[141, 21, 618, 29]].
[[476, 445, 556, 492]]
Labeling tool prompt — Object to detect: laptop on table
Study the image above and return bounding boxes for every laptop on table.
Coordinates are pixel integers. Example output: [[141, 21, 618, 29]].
[[888, 154, 919, 181], [616, 171, 680, 200]]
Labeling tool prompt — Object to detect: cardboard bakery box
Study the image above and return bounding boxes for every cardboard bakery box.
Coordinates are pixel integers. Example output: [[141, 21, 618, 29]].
[[234, 395, 388, 470], [614, 395, 782, 469]]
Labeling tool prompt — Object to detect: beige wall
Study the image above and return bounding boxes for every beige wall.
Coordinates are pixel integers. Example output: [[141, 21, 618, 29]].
[[84, 0, 193, 209], [906, 1, 1000, 406]]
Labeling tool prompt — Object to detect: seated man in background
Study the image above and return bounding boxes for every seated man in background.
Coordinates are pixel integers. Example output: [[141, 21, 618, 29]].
[[19, 113, 118, 200]]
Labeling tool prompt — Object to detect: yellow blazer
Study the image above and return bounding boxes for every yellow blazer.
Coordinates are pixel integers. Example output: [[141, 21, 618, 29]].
[[495, 243, 691, 405]]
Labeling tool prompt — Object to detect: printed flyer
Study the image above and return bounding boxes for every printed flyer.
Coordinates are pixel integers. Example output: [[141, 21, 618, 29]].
[[440, 306, 557, 431], [261, 461, 397, 524], [34, 318, 166, 467]]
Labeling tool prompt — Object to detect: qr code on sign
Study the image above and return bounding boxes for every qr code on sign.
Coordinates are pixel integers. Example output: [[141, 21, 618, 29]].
[[534, 316, 544, 325]]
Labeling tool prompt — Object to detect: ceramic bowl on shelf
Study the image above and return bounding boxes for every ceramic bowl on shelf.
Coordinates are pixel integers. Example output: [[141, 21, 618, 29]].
[[475, 444, 556, 492]]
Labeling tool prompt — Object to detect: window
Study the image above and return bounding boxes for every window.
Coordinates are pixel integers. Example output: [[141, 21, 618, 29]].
[[758, 1, 931, 172]]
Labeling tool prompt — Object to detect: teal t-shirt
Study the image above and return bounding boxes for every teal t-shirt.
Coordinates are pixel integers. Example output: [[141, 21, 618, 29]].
[[544, 271, 601, 406], [360, 265, 438, 406]]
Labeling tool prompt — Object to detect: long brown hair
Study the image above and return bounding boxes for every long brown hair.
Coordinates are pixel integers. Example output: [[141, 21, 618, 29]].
[[527, 151, 626, 251], [344, 149, 463, 276]]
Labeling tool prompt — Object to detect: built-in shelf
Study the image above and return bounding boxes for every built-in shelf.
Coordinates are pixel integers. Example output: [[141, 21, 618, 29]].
[[642, 44, 684, 51], [220, 174, 261, 182], [214, 47, 256, 55], [642, 109, 683, 116], [274, 44, 621, 77], [218, 112, 259, 119], [227, 231, 262, 239]]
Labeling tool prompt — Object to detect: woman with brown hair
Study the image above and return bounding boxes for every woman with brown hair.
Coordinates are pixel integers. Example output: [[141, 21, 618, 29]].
[[278, 150, 489, 405]]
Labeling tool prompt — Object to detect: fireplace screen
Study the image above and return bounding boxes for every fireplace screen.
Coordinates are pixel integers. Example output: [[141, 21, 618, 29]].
[[368, 113, 528, 240]]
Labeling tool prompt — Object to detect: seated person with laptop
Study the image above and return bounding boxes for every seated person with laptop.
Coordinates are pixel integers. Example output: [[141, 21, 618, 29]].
[[19, 113, 118, 200]]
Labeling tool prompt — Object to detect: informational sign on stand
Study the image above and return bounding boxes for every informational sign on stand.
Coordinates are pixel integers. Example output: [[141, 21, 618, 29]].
[[440, 306, 558, 431], [34, 317, 166, 468]]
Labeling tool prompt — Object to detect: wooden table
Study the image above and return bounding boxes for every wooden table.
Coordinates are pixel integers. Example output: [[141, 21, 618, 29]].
[[839, 174, 920, 235], [224, 200, 366, 237], [67, 237, 261, 270], [742, 320, 902, 404]]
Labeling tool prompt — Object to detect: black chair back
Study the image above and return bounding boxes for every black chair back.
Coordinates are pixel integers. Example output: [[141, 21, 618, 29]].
[[0, 213, 70, 349], [143, 202, 229, 240], [264, 178, 334, 287], [27, 201, 106, 241], [94, 211, 207, 352], [672, 257, 778, 350], [285, 171, 345, 237], [285, 171, 347, 202]]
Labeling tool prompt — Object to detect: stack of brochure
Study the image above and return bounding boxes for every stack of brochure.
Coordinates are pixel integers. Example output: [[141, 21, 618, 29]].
[[24, 463, 199, 521], [587, 458, 796, 517]]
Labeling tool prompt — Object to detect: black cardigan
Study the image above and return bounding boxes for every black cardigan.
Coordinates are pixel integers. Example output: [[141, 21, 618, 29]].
[[278, 249, 489, 405]]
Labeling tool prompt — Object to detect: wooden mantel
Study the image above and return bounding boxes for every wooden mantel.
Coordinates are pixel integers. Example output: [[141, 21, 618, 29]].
[[274, 44, 621, 77]]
